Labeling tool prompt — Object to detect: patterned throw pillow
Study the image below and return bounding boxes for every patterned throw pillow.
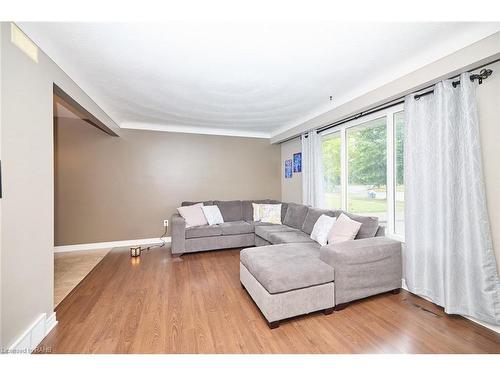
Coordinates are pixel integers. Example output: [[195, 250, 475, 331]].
[[252, 203, 262, 221], [310, 214, 337, 246], [260, 204, 282, 224], [201, 205, 224, 225], [327, 213, 362, 244]]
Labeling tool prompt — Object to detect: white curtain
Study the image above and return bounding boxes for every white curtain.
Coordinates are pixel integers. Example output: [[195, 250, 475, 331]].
[[302, 130, 325, 208], [405, 72, 500, 324]]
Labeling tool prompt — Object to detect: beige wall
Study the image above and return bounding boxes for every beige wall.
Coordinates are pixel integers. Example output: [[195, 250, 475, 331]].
[[0, 22, 119, 348], [55, 117, 280, 245], [280, 137, 302, 204]]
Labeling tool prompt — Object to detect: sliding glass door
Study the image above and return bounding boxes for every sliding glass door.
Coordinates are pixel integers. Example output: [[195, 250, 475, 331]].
[[320, 104, 404, 239], [347, 117, 387, 224], [394, 111, 405, 236], [321, 132, 342, 209]]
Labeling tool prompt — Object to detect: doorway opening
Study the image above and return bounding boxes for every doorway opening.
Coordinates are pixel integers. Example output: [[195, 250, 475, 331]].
[[53, 85, 117, 307]]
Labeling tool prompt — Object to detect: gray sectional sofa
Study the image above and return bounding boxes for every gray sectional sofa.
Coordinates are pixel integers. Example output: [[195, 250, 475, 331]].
[[171, 200, 402, 328], [171, 199, 287, 254]]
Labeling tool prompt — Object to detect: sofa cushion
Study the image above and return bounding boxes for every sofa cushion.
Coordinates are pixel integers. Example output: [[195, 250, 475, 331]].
[[219, 221, 254, 235], [246, 221, 275, 227], [242, 200, 269, 221], [301, 208, 336, 235], [182, 200, 214, 206], [185, 224, 222, 239], [269, 231, 317, 245], [255, 225, 297, 242], [340, 211, 379, 239], [240, 243, 334, 294], [215, 200, 243, 222], [283, 203, 309, 229]]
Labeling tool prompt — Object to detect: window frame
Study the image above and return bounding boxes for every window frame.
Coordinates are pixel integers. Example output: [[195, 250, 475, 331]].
[[321, 103, 404, 241]]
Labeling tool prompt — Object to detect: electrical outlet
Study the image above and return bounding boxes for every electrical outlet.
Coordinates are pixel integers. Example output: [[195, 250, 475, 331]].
[[163, 219, 169, 227]]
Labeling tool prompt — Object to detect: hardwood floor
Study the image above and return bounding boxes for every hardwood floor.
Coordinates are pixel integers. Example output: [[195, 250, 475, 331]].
[[39, 246, 500, 354], [54, 248, 110, 306]]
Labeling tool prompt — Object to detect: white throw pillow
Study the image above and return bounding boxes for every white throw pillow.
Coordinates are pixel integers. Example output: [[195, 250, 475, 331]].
[[327, 213, 362, 244], [260, 204, 282, 224], [201, 205, 224, 225], [252, 203, 262, 221], [310, 214, 337, 246], [176, 203, 208, 228]]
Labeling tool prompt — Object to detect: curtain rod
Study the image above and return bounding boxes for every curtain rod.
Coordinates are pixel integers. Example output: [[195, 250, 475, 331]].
[[413, 68, 492, 100], [307, 60, 499, 137]]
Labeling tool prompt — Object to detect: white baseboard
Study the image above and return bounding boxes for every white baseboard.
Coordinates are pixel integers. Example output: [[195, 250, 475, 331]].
[[8, 312, 58, 354], [54, 236, 171, 253], [401, 278, 500, 334]]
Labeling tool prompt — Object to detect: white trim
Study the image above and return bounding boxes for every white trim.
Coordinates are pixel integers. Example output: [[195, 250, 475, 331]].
[[8, 312, 58, 354], [401, 279, 500, 334], [54, 236, 171, 253], [386, 112, 395, 236], [340, 128, 347, 210], [120, 121, 270, 139], [45, 312, 58, 333]]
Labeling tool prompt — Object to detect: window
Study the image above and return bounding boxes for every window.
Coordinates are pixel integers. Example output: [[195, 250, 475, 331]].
[[321, 132, 341, 209], [321, 105, 405, 239], [394, 111, 405, 235], [347, 117, 387, 224]]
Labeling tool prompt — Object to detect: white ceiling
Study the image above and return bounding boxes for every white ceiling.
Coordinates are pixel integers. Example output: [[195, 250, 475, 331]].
[[19, 22, 500, 138]]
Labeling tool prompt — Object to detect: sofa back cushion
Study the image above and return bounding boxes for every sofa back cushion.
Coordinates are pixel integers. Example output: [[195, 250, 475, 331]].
[[283, 203, 309, 230], [215, 200, 243, 222], [182, 200, 214, 206], [339, 211, 379, 239], [375, 226, 385, 237], [301, 207, 336, 235]]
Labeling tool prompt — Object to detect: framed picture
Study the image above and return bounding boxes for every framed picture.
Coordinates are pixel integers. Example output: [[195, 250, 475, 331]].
[[293, 152, 302, 173], [285, 159, 293, 179]]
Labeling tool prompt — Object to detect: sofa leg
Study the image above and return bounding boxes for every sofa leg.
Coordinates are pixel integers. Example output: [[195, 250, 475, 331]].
[[334, 302, 350, 311], [323, 307, 334, 315], [171, 253, 183, 258], [391, 288, 401, 295], [268, 320, 280, 329]]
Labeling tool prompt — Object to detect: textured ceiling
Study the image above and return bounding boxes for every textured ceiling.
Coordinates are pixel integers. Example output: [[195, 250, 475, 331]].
[[19, 22, 500, 138]]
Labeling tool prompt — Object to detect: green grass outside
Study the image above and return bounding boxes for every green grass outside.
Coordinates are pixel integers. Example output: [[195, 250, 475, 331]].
[[325, 193, 404, 213]]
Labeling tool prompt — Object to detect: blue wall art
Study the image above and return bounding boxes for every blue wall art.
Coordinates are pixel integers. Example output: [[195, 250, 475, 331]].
[[285, 159, 293, 179], [293, 152, 302, 173]]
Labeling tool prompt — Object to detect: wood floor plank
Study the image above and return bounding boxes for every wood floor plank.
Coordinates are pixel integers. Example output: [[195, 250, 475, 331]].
[[38, 247, 500, 354]]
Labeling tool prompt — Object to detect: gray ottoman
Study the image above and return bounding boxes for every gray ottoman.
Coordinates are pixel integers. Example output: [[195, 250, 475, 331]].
[[240, 243, 335, 329]]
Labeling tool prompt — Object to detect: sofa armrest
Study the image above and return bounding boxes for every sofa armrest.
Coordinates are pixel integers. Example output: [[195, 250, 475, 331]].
[[320, 237, 402, 304], [171, 213, 186, 255]]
